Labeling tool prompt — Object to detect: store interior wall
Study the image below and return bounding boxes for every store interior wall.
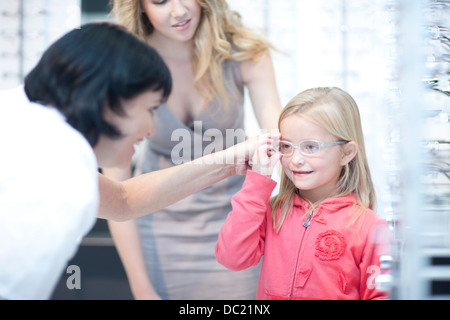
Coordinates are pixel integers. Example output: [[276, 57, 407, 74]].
[[1, 0, 449, 299]]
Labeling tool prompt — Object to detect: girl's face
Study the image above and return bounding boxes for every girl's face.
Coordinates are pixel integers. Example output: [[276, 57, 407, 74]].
[[279, 114, 354, 204], [141, 0, 202, 43], [94, 89, 163, 168]]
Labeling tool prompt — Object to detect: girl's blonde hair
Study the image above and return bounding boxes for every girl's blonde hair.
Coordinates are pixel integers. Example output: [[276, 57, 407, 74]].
[[109, 0, 274, 108], [270, 87, 376, 233]]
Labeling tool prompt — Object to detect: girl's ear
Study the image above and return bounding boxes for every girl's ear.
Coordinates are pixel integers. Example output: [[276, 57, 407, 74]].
[[340, 141, 358, 166]]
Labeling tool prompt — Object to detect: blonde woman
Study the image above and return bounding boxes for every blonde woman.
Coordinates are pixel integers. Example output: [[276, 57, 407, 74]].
[[216, 87, 391, 299], [105, 0, 282, 299]]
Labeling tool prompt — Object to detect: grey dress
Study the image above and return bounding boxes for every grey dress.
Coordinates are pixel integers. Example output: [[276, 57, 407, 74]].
[[135, 60, 260, 300]]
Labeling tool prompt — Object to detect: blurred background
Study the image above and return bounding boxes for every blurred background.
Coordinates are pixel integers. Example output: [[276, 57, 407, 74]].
[[1, 0, 448, 299]]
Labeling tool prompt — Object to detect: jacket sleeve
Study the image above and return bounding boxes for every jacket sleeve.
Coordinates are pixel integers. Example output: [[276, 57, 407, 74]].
[[359, 218, 392, 300], [215, 170, 277, 271]]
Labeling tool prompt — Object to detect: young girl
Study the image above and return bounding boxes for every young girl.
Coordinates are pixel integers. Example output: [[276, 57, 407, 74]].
[[216, 87, 391, 300]]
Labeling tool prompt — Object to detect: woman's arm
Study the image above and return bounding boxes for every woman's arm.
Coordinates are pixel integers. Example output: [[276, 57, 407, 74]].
[[241, 51, 282, 130], [97, 134, 277, 221], [108, 219, 160, 299], [102, 167, 161, 300]]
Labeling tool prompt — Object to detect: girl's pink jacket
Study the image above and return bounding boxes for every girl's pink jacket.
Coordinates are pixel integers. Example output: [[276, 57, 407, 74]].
[[216, 171, 391, 300]]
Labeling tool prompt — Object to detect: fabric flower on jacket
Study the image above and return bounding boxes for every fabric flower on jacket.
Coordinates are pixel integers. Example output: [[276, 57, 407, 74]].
[[315, 230, 346, 261]]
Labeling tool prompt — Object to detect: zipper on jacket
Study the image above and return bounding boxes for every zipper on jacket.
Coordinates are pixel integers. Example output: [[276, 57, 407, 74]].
[[290, 228, 306, 299], [290, 211, 314, 299], [302, 210, 314, 228]]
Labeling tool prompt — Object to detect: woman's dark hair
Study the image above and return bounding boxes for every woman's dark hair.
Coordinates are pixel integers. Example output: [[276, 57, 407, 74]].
[[24, 22, 172, 147]]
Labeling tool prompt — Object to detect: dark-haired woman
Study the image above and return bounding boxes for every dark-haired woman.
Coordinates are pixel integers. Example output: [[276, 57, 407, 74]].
[[0, 22, 274, 299]]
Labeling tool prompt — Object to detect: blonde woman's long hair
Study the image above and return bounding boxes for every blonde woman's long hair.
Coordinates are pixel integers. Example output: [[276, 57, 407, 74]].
[[270, 87, 376, 233], [109, 0, 274, 108]]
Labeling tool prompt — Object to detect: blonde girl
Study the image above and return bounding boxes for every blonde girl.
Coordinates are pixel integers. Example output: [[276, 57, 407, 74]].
[[216, 87, 391, 300], [271, 86, 376, 232], [105, 0, 282, 300]]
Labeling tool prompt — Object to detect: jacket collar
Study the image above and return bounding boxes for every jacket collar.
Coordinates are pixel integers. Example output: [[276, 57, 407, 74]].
[[293, 193, 358, 213]]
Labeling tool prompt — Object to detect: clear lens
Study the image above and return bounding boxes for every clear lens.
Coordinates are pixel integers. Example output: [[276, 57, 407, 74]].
[[300, 141, 321, 154], [276, 140, 344, 156], [278, 141, 293, 155]]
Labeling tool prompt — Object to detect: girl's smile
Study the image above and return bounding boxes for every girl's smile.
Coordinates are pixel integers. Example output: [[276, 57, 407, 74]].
[[292, 170, 314, 176]]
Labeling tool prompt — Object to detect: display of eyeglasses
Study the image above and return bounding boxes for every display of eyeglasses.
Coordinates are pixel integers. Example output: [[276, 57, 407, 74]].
[[0, 0, 81, 90], [382, 0, 450, 299]]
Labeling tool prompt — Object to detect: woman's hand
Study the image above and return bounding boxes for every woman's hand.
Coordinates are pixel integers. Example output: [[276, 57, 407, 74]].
[[201, 131, 280, 176], [250, 134, 282, 177], [229, 131, 281, 176]]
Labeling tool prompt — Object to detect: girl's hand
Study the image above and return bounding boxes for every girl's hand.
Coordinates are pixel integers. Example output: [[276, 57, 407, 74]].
[[227, 131, 281, 175], [250, 136, 282, 177]]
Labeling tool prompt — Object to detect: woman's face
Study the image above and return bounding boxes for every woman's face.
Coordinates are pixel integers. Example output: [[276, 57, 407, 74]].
[[94, 89, 163, 168], [141, 0, 202, 43]]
